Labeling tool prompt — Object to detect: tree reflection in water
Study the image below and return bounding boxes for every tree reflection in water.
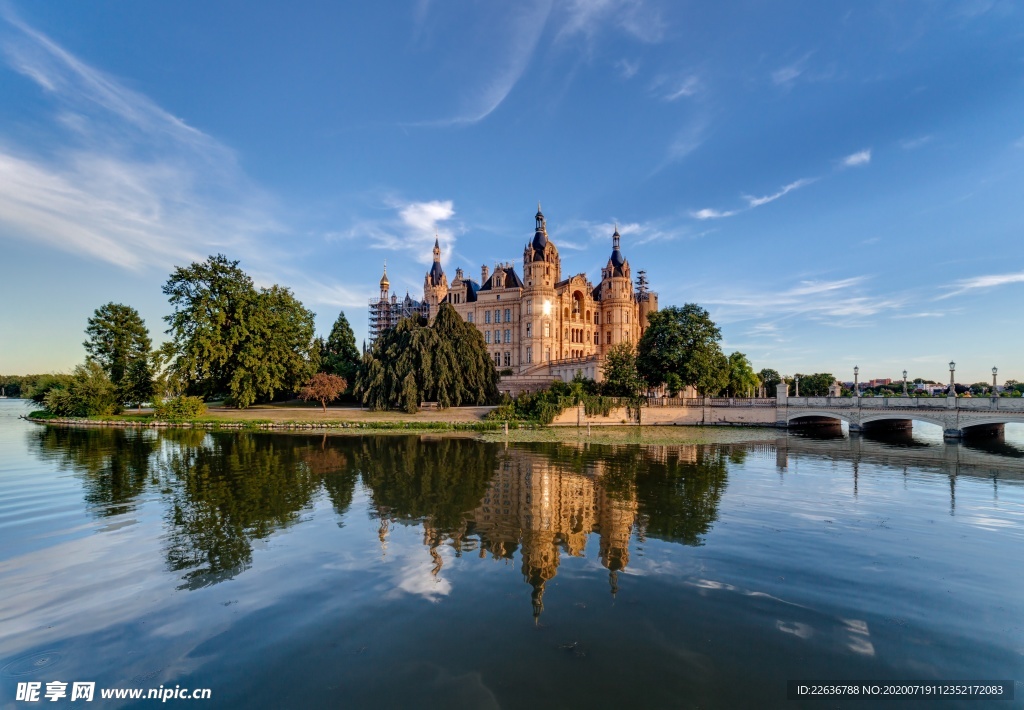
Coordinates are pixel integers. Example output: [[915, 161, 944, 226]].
[[33, 426, 160, 517], [31, 429, 734, 608]]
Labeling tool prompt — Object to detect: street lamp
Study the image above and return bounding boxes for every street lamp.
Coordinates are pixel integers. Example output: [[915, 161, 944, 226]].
[[853, 366, 859, 396], [903, 369, 908, 397], [795, 375, 800, 397], [992, 366, 998, 398], [949, 361, 956, 396]]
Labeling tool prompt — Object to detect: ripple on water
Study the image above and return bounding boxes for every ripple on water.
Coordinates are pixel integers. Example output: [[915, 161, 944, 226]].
[[1, 650, 63, 677]]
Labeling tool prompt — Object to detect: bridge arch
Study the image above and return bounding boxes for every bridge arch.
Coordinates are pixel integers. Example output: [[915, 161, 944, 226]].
[[859, 412, 948, 430], [786, 410, 853, 426]]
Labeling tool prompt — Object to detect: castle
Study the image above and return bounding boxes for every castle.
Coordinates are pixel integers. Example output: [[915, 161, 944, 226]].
[[370, 206, 657, 388]]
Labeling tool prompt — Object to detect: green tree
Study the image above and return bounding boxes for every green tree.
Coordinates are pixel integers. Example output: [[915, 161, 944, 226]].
[[429, 303, 498, 408], [162, 255, 317, 407], [320, 311, 361, 394], [726, 352, 761, 397], [793, 373, 835, 397], [229, 285, 317, 408], [601, 342, 644, 397], [84, 303, 152, 393], [637, 304, 728, 395], [42, 361, 119, 417], [355, 304, 498, 411], [757, 368, 782, 397], [121, 358, 155, 410]]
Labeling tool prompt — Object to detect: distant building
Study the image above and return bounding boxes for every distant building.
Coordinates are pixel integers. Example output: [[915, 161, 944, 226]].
[[367, 264, 429, 344], [368, 206, 658, 389]]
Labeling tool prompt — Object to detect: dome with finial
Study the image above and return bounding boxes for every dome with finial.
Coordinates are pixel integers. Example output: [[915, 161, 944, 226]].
[[379, 262, 390, 289], [610, 224, 625, 269], [532, 203, 548, 254]]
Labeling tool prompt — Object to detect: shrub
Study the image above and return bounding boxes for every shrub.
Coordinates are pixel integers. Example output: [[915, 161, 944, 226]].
[[41, 362, 119, 417], [154, 395, 207, 420]]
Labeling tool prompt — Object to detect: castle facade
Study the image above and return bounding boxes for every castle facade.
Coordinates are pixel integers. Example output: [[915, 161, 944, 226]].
[[372, 206, 657, 386]]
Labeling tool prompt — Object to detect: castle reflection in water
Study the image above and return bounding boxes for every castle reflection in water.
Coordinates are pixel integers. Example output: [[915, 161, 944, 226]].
[[372, 444, 710, 620]]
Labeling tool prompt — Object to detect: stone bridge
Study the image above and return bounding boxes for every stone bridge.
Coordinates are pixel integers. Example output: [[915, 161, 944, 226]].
[[777, 389, 1024, 439]]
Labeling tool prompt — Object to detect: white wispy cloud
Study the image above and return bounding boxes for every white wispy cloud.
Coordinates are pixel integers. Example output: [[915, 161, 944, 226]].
[[744, 177, 816, 207], [842, 149, 872, 167], [329, 199, 457, 268], [415, 0, 553, 126], [771, 52, 813, 86], [657, 73, 701, 101], [938, 271, 1024, 299], [558, 0, 667, 44], [702, 276, 906, 327], [615, 58, 640, 79], [900, 135, 932, 150], [691, 176, 815, 220], [0, 12, 278, 273], [690, 208, 738, 220]]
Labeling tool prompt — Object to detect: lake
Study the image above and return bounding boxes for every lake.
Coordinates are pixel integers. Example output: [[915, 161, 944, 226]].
[[0, 399, 1021, 708]]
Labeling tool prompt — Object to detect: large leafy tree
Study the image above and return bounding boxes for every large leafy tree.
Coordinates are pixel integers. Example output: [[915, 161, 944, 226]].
[[84, 303, 152, 390], [355, 303, 498, 411], [637, 304, 729, 396], [726, 352, 761, 397], [320, 311, 361, 393], [757, 368, 782, 397], [162, 255, 317, 407], [793, 372, 835, 397], [429, 303, 499, 407], [601, 342, 644, 397]]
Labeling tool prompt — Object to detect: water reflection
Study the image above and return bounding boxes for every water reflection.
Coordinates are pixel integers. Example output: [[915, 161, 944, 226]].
[[27, 426, 1024, 610], [33, 426, 160, 517]]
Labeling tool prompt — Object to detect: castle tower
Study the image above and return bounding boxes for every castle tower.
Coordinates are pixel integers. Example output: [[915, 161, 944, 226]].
[[423, 236, 449, 321], [521, 205, 561, 368], [597, 226, 636, 355]]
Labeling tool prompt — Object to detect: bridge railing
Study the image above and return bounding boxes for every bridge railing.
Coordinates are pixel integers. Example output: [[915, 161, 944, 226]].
[[782, 395, 1024, 411], [645, 397, 778, 408]]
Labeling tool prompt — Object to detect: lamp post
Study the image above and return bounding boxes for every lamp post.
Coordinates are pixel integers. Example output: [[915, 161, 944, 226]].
[[949, 361, 956, 396], [854, 366, 859, 397], [795, 375, 800, 397], [903, 369, 908, 397], [992, 366, 998, 399]]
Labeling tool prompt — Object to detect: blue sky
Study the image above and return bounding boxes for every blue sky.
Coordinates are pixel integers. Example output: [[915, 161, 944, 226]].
[[1, 0, 1022, 384]]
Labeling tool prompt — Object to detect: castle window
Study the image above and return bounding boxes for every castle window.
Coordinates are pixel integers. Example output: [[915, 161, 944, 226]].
[[594, 333, 599, 345], [545, 348, 550, 361], [626, 313, 630, 324], [526, 300, 532, 315], [504, 329, 510, 343], [504, 352, 511, 367], [485, 311, 491, 324], [543, 322, 550, 338], [606, 331, 612, 344], [485, 331, 491, 343], [494, 309, 501, 323], [526, 347, 533, 363], [467, 313, 473, 323], [494, 329, 500, 342], [594, 313, 599, 324], [494, 353, 501, 366], [504, 308, 511, 322], [526, 323, 532, 338]]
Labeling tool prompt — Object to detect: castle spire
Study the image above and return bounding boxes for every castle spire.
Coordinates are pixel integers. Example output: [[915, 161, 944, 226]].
[[610, 225, 624, 268]]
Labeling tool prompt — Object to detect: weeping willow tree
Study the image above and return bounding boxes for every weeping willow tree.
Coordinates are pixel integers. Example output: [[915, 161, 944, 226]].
[[355, 303, 499, 412]]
